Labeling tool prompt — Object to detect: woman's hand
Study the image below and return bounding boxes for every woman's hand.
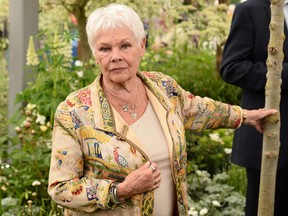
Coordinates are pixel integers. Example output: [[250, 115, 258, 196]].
[[117, 161, 161, 200], [242, 108, 278, 133]]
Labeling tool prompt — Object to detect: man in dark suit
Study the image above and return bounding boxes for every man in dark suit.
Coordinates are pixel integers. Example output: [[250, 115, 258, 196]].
[[220, 0, 288, 215]]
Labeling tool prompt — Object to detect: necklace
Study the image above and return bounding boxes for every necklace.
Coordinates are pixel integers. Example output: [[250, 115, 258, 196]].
[[104, 81, 140, 119], [122, 103, 137, 119]]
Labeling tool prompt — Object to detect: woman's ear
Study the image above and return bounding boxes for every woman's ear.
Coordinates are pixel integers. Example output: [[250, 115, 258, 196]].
[[140, 37, 146, 57], [141, 37, 146, 49], [94, 55, 99, 65]]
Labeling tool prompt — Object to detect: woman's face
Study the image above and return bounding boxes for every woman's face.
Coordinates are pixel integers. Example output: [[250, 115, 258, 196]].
[[94, 26, 146, 84]]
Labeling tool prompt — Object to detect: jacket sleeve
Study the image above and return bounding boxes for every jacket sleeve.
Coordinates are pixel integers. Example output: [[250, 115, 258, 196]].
[[165, 75, 243, 131], [220, 4, 268, 91], [182, 94, 242, 131], [48, 102, 115, 213]]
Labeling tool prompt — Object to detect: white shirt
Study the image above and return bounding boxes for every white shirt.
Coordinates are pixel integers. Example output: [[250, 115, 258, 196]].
[[284, 0, 288, 28], [131, 102, 176, 216]]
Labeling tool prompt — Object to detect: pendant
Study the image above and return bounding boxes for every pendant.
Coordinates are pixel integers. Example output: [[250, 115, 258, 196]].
[[122, 104, 129, 112], [122, 104, 137, 119], [131, 112, 137, 119]]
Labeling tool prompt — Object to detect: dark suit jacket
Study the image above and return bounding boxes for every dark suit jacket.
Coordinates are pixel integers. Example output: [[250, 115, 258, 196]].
[[220, 0, 288, 170]]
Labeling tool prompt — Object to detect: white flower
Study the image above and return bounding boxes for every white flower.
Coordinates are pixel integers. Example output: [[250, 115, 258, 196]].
[[32, 180, 41, 186], [27, 103, 36, 110], [224, 148, 232, 154], [47, 122, 51, 127], [75, 60, 83, 67], [199, 208, 208, 215], [209, 133, 224, 144], [36, 114, 46, 125], [76, 70, 84, 77], [1, 197, 18, 206], [40, 125, 48, 132], [46, 141, 52, 149], [1, 185, 7, 191], [212, 200, 221, 207], [188, 209, 199, 216], [191, 211, 198, 216], [26, 36, 39, 66], [196, 170, 202, 176], [15, 126, 21, 133]]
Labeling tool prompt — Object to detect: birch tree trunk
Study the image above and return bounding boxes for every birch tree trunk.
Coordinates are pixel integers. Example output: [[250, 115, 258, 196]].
[[258, 0, 285, 215]]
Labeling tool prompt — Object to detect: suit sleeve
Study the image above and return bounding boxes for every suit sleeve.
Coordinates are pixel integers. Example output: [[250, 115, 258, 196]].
[[220, 4, 267, 91]]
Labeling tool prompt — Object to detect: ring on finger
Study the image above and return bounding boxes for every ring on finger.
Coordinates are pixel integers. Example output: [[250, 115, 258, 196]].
[[149, 165, 156, 172]]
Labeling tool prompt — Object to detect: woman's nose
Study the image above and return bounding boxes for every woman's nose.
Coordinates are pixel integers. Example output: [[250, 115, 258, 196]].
[[110, 50, 123, 62]]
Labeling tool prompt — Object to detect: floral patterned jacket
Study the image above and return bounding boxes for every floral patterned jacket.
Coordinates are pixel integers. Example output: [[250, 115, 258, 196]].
[[48, 71, 243, 216]]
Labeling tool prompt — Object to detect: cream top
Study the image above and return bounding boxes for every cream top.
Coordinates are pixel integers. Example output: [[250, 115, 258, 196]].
[[131, 102, 176, 216]]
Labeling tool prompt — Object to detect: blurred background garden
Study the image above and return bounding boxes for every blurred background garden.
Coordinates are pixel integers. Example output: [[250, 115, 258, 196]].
[[0, 0, 246, 215]]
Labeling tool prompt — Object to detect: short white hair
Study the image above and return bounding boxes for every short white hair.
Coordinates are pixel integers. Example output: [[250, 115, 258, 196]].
[[86, 3, 145, 55]]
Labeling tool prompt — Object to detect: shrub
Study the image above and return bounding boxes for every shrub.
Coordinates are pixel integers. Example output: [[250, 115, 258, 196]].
[[0, 103, 63, 215], [141, 46, 241, 105], [186, 129, 234, 176], [17, 30, 97, 123], [187, 166, 245, 216]]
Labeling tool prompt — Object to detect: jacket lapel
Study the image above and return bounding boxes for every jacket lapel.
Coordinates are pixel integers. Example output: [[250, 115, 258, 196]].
[[90, 75, 115, 132]]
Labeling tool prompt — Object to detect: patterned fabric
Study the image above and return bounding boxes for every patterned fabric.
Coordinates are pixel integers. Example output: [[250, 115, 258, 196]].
[[48, 71, 242, 215]]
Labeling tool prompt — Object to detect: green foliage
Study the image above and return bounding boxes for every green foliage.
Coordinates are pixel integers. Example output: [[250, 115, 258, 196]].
[[0, 53, 8, 146], [1, 27, 97, 215], [141, 47, 241, 104], [230, 0, 241, 4], [226, 164, 247, 196], [0, 2, 9, 161], [186, 129, 234, 176], [16, 30, 98, 123], [39, 1, 71, 33], [187, 166, 245, 216], [0, 104, 63, 215]]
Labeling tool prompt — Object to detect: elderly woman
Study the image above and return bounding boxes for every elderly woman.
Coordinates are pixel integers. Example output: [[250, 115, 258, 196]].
[[48, 3, 276, 216]]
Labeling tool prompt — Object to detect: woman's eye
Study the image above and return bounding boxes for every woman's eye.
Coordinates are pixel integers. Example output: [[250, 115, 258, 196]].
[[99, 47, 110, 52], [122, 43, 131, 49]]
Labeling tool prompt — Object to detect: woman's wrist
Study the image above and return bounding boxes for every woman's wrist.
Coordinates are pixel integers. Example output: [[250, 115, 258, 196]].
[[242, 109, 248, 124], [115, 182, 128, 200], [109, 182, 124, 204]]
